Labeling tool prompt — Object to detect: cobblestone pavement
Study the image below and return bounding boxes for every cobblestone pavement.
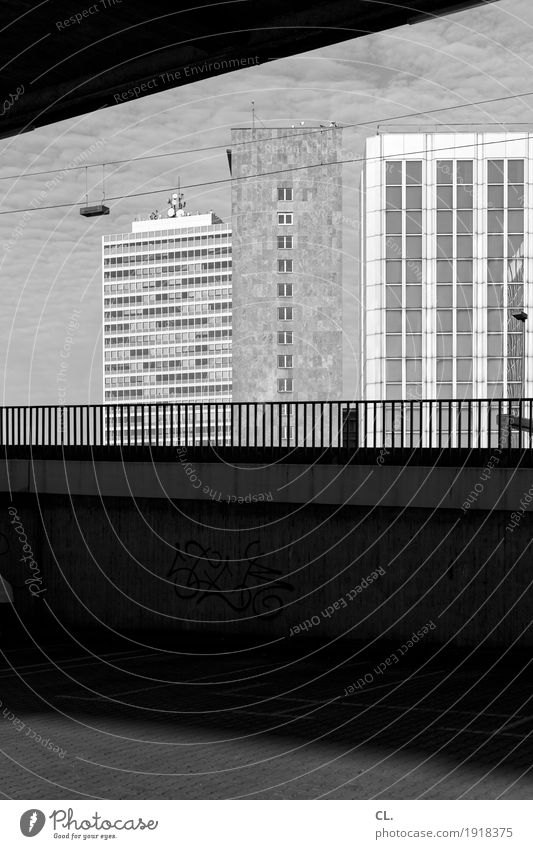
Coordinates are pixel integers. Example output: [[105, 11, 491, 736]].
[[0, 634, 532, 799]]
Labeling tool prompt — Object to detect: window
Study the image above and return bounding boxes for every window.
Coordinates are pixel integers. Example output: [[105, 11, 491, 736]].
[[278, 259, 293, 273], [385, 161, 402, 185], [437, 160, 453, 184], [405, 186, 422, 209], [278, 307, 293, 321], [406, 161, 422, 185], [437, 211, 453, 233], [437, 286, 453, 307], [386, 361, 402, 382], [278, 378, 293, 393], [278, 331, 293, 344], [386, 236, 402, 259], [278, 354, 293, 368], [386, 261, 402, 284], [436, 310, 453, 332], [386, 335, 402, 357], [406, 236, 422, 258], [278, 282, 293, 297], [488, 160, 504, 183], [405, 359, 422, 383], [406, 210, 422, 234], [406, 310, 422, 332], [277, 235, 293, 249], [278, 188, 293, 201], [386, 212, 402, 234], [405, 260, 422, 284], [406, 286, 421, 308], [386, 286, 402, 308], [386, 311, 402, 333], [386, 186, 402, 209], [278, 212, 293, 225]]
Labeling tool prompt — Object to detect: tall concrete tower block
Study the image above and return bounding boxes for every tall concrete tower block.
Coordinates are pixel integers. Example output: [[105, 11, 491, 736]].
[[230, 126, 343, 402]]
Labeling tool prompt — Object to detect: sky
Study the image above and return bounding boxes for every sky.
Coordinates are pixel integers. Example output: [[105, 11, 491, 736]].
[[1, 0, 533, 404]]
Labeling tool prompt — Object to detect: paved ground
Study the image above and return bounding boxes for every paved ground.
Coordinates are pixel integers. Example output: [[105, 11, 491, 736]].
[[0, 631, 532, 799]]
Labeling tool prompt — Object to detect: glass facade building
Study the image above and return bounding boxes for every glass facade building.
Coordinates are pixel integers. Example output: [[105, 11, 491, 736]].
[[103, 207, 232, 408], [361, 131, 529, 402]]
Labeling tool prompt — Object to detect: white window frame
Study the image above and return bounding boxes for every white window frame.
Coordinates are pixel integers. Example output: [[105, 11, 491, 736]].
[[277, 282, 293, 297], [278, 307, 293, 321], [277, 235, 293, 249], [277, 354, 293, 368], [278, 331, 293, 344], [278, 259, 293, 273], [278, 212, 293, 225], [278, 188, 293, 201], [277, 378, 294, 393]]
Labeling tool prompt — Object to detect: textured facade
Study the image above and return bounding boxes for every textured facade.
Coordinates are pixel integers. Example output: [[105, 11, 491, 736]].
[[361, 131, 531, 401], [230, 126, 343, 403]]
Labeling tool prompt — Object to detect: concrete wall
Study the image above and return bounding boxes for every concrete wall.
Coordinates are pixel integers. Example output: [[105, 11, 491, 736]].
[[230, 127, 343, 402], [0, 489, 531, 648]]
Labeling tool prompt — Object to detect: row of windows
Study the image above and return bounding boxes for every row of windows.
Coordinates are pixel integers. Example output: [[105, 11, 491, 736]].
[[105, 315, 231, 333], [386, 310, 520, 334], [104, 275, 231, 293], [105, 302, 232, 319], [385, 159, 524, 186], [386, 359, 476, 382], [104, 248, 231, 264], [106, 343, 230, 360], [105, 329, 232, 346], [386, 284, 523, 309], [104, 261, 232, 279], [106, 357, 231, 372], [104, 235, 230, 253], [385, 311, 474, 333], [105, 385, 232, 399], [105, 289, 231, 306], [386, 184, 524, 211], [387, 284, 474, 307], [105, 371, 231, 386], [385, 258, 524, 285]]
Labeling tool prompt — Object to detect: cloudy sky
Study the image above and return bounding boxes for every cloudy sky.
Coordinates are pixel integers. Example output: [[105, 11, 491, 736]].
[[0, 0, 532, 404]]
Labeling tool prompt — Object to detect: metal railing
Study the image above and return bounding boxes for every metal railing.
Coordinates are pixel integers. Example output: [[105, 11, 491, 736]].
[[0, 399, 531, 450]]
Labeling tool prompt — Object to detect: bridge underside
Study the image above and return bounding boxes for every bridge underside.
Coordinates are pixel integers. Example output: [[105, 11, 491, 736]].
[[0, 1, 492, 137]]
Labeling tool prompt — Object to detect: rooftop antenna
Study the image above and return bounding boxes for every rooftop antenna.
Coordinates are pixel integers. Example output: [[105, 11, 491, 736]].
[[251, 100, 255, 131], [167, 177, 186, 218]]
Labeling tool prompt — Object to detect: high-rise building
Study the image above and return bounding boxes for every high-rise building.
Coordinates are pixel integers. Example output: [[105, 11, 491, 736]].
[[360, 129, 529, 402], [103, 194, 232, 415], [229, 126, 343, 403]]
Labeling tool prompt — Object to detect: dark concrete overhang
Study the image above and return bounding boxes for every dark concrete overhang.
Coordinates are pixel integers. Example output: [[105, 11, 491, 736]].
[[0, 0, 497, 138]]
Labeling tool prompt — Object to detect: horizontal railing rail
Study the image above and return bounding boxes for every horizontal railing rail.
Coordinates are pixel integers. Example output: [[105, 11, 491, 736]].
[[0, 399, 530, 450]]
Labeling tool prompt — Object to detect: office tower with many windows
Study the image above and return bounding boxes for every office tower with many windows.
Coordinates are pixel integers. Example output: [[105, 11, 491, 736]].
[[360, 130, 530, 402], [103, 196, 232, 413], [229, 126, 343, 403]]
